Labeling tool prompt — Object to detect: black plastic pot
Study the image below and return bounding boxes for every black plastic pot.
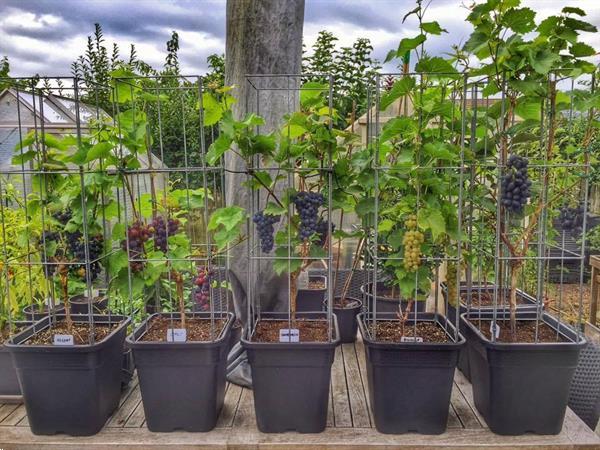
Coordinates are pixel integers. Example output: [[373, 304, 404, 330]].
[[334, 296, 362, 344], [127, 312, 234, 432], [121, 348, 134, 389], [0, 321, 31, 397], [461, 310, 586, 435], [358, 312, 464, 434], [22, 304, 65, 322], [297, 275, 327, 312], [360, 281, 426, 314], [442, 283, 539, 381], [242, 313, 339, 433], [70, 295, 109, 315], [6, 314, 129, 436]]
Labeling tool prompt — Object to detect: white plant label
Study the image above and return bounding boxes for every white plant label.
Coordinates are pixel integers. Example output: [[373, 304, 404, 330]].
[[167, 328, 187, 342], [53, 334, 74, 346], [490, 322, 500, 339], [400, 336, 423, 343], [297, 270, 309, 290], [279, 328, 300, 343]]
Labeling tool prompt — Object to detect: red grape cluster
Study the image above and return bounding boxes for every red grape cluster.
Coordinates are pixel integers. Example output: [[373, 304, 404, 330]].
[[253, 211, 280, 252], [150, 216, 180, 252], [121, 221, 152, 272], [193, 265, 214, 310], [500, 155, 531, 214], [292, 191, 325, 241]]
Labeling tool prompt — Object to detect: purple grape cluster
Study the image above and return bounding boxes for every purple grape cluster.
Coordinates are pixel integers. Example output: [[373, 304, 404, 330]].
[[500, 155, 531, 214], [150, 216, 180, 252], [315, 218, 335, 247], [292, 191, 325, 241], [52, 209, 72, 225], [121, 221, 152, 272], [67, 232, 104, 281], [558, 204, 585, 232], [253, 211, 280, 252], [193, 266, 214, 310]]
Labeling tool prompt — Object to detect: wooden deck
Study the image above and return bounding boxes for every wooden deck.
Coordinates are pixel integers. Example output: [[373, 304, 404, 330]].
[[1, 339, 599, 449]]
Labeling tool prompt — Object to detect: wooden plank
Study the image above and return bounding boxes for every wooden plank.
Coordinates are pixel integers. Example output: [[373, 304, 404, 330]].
[[450, 383, 482, 429], [232, 388, 255, 428], [354, 336, 372, 418], [0, 404, 19, 423], [453, 370, 486, 427], [330, 345, 352, 427], [216, 383, 243, 428], [341, 343, 370, 428], [105, 385, 142, 428], [447, 404, 462, 429], [0, 404, 26, 426], [124, 401, 145, 428]]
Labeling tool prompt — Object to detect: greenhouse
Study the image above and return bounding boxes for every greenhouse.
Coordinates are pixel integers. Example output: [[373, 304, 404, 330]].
[[0, 0, 599, 448]]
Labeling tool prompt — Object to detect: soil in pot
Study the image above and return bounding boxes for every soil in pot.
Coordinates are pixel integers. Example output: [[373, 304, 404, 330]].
[[254, 319, 330, 342], [473, 319, 567, 343], [308, 279, 326, 289], [23, 320, 118, 345], [139, 316, 226, 342], [459, 289, 531, 307], [370, 321, 450, 343]]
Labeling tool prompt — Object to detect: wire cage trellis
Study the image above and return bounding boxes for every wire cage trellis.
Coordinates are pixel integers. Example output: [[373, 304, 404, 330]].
[[363, 70, 595, 345], [0, 73, 230, 343], [241, 73, 337, 342]]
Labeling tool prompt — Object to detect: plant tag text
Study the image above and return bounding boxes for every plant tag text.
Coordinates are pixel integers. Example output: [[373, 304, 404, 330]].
[[167, 328, 187, 342], [53, 334, 74, 346], [400, 336, 423, 343], [279, 328, 300, 342], [490, 322, 500, 339]]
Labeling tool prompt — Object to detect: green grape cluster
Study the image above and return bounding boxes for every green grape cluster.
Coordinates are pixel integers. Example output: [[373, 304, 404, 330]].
[[402, 214, 424, 272]]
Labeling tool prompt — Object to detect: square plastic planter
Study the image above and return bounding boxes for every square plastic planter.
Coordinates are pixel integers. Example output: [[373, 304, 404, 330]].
[[360, 281, 426, 314], [127, 312, 234, 432], [0, 321, 31, 398], [242, 312, 339, 433], [296, 275, 327, 312], [358, 312, 464, 434], [442, 283, 539, 381], [461, 310, 586, 435], [6, 314, 130, 436], [334, 296, 362, 344]]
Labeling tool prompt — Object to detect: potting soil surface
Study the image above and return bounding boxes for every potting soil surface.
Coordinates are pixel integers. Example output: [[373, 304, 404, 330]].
[[253, 319, 331, 342], [24, 321, 119, 345], [473, 319, 568, 343], [370, 321, 450, 343], [139, 317, 226, 342], [307, 280, 326, 289], [334, 297, 360, 308], [460, 290, 529, 307]]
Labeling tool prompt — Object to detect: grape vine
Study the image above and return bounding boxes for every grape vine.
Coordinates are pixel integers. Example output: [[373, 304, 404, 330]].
[[500, 155, 531, 214]]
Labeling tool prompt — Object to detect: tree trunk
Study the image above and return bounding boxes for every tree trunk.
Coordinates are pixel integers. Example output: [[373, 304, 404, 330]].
[[225, 0, 305, 326]]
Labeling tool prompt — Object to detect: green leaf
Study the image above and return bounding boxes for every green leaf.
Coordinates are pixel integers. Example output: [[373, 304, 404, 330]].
[[415, 56, 457, 75], [208, 206, 245, 232], [112, 222, 125, 241], [378, 219, 395, 232], [206, 134, 232, 165], [85, 142, 113, 162], [421, 21, 447, 35], [12, 150, 36, 165], [502, 7, 536, 33], [108, 250, 128, 276], [417, 208, 446, 240], [379, 76, 415, 111], [300, 81, 328, 108], [570, 42, 596, 57], [355, 197, 375, 216], [423, 142, 458, 161], [201, 92, 223, 126], [273, 247, 302, 275], [528, 47, 561, 74], [562, 6, 586, 16], [564, 17, 597, 33], [463, 31, 490, 56], [396, 35, 426, 58], [537, 16, 559, 36], [515, 97, 542, 121], [380, 117, 417, 142], [264, 202, 286, 215]]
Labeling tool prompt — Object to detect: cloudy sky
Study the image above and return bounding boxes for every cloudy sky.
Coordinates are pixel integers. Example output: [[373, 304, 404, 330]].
[[1, 0, 599, 77]]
